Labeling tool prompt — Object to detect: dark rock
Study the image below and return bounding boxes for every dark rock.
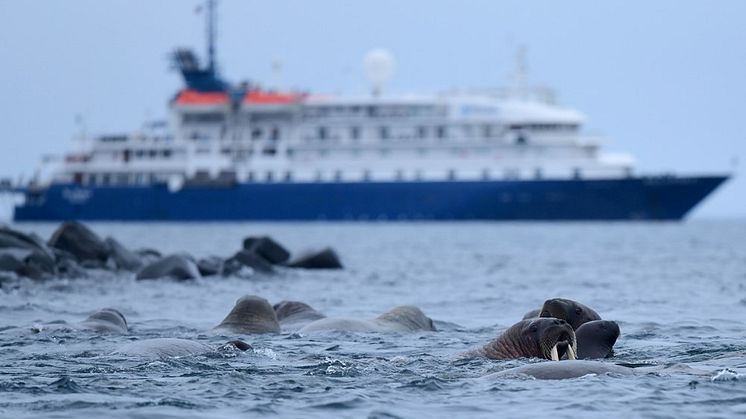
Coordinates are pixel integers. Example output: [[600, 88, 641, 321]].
[[136, 254, 201, 281], [0, 248, 52, 280], [223, 249, 274, 275], [287, 248, 343, 269], [48, 222, 110, 265], [0, 227, 58, 278], [242, 236, 290, 264], [134, 248, 162, 265], [197, 256, 223, 277], [105, 237, 143, 271]]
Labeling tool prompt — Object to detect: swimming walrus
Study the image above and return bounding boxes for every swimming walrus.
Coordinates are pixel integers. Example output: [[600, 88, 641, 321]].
[[299, 305, 435, 333], [466, 318, 577, 361], [23, 308, 129, 334], [575, 320, 620, 359], [484, 360, 633, 380], [114, 338, 251, 359], [273, 300, 325, 331], [214, 295, 281, 334]]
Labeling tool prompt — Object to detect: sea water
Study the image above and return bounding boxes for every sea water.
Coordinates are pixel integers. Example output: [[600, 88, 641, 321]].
[[1, 221, 745, 418]]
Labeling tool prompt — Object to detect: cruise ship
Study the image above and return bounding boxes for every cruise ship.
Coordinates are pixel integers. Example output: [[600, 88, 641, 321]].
[[12, 2, 728, 221]]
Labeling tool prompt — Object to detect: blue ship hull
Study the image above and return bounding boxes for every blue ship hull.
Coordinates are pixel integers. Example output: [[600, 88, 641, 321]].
[[13, 176, 728, 221]]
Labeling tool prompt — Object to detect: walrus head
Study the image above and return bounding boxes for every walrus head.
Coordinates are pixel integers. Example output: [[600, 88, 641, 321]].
[[539, 298, 601, 330], [575, 320, 620, 359], [273, 301, 320, 321], [482, 318, 577, 361], [376, 305, 436, 331], [83, 308, 128, 332], [215, 295, 280, 334]]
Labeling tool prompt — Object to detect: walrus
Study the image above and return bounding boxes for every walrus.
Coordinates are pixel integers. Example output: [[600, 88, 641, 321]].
[[273, 300, 325, 331], [299, 305, 435, 333], [575, 320, 620, 359], [114, 338, 251, 359], [536, 298, 602, 330], [484, 360, 633, 380], [214, 295, 281, 334], [466, 318, 577, 361], [27, 308, 128, 334]]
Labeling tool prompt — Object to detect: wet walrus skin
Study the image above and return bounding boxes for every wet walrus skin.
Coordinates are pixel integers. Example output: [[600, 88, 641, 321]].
[[466, 318, 577, 361], [114, 338, 251, 359], [215, 295, 281, 334], [538, 298, 602, 330], [575, 320, 620, 359], [485, 360, 633, 380], [299, 305, 435, 333], [273, 301, 325, 331]]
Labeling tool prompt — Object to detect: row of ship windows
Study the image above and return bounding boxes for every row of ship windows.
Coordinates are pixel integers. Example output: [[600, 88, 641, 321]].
[[181, 106, 444, 124], [71, 168, 601, 186], [187, 123, 574, 143]]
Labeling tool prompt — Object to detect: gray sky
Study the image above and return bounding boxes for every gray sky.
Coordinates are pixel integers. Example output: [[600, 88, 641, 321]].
[[1, 0, 743, 217]]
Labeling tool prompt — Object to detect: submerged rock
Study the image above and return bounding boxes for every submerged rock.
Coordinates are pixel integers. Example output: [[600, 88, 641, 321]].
[[136, 254, 201, 281], [287, 248, 343, 269], [242, 236, 290, 264], [0, 227, 58, 279], [48, 222, 110, 266], [105, 237, 143, 271]]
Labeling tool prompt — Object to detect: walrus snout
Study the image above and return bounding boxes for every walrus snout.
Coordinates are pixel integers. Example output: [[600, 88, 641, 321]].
[[540, 322, 577, 361]]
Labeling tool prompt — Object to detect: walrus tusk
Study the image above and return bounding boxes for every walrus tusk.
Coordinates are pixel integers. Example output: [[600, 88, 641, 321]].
[[567, 343, 577, 360], [550, 344, 559, 361]]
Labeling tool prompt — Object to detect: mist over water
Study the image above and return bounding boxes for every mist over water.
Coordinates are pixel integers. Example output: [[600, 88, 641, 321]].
[[1, 221, 745, 418]]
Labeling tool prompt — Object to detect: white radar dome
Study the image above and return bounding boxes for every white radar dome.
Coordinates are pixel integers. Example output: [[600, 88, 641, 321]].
[[364, 48, 395, 96]]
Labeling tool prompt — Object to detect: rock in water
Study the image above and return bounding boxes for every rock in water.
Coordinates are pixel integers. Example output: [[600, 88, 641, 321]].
[[222, 249, 274, 275], [287, 248, 343, 269], [48, 222, 110, 266], [136, 254, 201, 281], [242, 236, 290, 264], [197, 256, 223, 277], [0, 227, 58, 278], [105, 237, 143, 271]]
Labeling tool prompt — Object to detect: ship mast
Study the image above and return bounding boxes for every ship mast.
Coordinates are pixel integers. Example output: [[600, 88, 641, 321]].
[[206, 0, 217, 75]]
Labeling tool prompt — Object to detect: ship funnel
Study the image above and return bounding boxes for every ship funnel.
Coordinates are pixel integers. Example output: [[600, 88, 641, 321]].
[[364, 48, 395, 97]]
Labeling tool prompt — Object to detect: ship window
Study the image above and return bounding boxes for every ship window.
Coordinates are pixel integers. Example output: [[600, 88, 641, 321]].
[[266, 172, 274, 182], [182, 112, 225, 124], [436, 126, 447, 139], [573, 168, 582, 179], [415, 170, 423, 181], [286, 148, 295, 157], [102, 174, 111, 185], [362, 170, 371, 181], [505, 169, 520, 180], [314, 170, 322, 182], [534, 168, 543, 179], [284, 171, 293, 182], [416, 126, 427, 138], [247, 172, 254, 182], [334, 170, 342, 182], [515, 135, 528, 145], [251, 128, 263, 140], [135, 150, 145, 158], [379, 126, 390, 140], [318, 126, 328, 140], [395, 170, 404, 181], [482, 125, 492, 138], [350, 126, 361, 140], [270, 127, 280, 141], [149, 149, 157, 158], [481, 169, 490, 180], [263, 147, 277, 156], [447, 169, 456, 181], [162, 149, 172, 158]]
